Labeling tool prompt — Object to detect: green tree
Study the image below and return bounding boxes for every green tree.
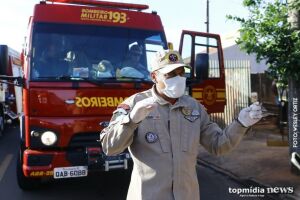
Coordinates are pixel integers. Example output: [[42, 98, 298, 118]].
[[227, 0, 300, 85], [228, 0, 300, 173]]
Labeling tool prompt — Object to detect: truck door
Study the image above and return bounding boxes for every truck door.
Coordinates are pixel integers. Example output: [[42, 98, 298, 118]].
[[179, 30, 225, 113]]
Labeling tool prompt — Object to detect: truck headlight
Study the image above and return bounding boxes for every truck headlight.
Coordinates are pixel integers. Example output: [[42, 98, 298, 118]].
[[41, 131, 57, 146]]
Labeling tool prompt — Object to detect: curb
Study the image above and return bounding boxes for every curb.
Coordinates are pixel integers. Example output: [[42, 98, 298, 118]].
[[197, 158, 297, 200]]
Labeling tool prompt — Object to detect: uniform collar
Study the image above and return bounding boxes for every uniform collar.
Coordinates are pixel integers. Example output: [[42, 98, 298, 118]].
[[172, 95, 189, 109], [151, 85, 169, 105]]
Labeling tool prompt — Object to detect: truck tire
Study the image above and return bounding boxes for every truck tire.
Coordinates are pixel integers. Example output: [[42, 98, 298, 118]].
[[0, 45, 8, 75], [16, 148, 41, 190]]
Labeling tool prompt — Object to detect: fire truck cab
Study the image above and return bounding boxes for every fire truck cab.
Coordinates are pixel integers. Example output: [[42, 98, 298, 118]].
[[17, 0, 225, 190]]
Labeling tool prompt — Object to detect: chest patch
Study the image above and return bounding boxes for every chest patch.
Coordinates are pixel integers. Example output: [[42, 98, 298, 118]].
[[145, 132, 159, 143], [183, 109, 200, 122]]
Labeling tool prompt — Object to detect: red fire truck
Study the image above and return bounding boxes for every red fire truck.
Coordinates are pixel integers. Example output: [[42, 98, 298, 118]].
[[0, 45, 23, 137], [17, 0, 225, 189]]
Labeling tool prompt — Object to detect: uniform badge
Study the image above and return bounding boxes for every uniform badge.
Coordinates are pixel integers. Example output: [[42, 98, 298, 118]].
[[192, 110, 200, 116], [111, 107, 129, 125], [184, 109, 200, 122], [181, 107, 192, 116], [168, 53, 178, 62], [117, 104, 130, 111], [145, 132, 159, 143]]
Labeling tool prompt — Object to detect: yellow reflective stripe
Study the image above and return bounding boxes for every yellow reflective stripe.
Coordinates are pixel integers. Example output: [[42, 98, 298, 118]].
[[192, 91, 225, 99], [217, 92, 225, 98], [192, 88, 203, 91], [192, 92, 202, 99]]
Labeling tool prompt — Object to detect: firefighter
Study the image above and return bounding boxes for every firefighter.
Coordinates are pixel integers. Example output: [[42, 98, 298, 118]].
[[119, 44, 149, 78], [34, 43, 68, 78], [100, 50, 262, 200]]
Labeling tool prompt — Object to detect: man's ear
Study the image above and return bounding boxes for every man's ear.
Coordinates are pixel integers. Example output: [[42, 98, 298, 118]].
[[150, 72, 157, 83]]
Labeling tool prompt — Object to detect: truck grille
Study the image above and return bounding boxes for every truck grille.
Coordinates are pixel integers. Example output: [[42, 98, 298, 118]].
[[68, 132, 99, 148], [67, 132, 100, 166]]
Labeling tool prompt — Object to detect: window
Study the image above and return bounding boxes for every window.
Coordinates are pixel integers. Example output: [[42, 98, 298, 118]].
[[195, 36, 220, 78], [30, 23, 167, 82], [180, 33, 221, 79]]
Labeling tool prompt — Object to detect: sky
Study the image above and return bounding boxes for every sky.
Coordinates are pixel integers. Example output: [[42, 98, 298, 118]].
[[0, 0, 248, 51]]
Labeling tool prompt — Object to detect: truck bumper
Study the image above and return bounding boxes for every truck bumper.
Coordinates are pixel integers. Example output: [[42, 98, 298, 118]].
[[22, 148, 131, 178]]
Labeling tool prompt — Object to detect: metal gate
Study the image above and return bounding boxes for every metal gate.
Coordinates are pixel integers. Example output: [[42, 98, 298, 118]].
[[210, 60, 251, 128]]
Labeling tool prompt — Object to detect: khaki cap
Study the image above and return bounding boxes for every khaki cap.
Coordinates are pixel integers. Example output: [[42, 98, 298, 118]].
[[151, 50, 191, 74]]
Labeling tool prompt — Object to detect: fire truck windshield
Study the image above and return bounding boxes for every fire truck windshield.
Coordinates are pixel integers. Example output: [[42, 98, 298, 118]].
[[30, 23, 167, 82]]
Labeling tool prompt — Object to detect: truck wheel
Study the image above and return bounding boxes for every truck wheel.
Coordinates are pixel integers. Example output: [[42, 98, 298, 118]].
[[16, 149, 41, 190]]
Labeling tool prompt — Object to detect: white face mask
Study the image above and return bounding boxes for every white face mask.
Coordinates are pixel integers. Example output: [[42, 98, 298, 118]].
[[159, 75, 186, 98]]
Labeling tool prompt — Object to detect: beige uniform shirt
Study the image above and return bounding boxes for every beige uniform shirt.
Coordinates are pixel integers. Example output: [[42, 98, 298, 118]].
[[100, 86, 248, 200]]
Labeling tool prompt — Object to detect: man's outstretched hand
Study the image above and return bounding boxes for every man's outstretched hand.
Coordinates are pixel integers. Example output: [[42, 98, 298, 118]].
[[238, 102, 262, 127]]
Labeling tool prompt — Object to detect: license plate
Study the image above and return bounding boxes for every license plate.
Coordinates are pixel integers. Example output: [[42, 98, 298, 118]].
[[106, 155, 122, 161], [53, 166, 88, 179], [106, 153, 131, 161]]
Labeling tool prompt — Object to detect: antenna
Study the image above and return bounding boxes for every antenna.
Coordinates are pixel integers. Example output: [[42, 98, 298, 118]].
[[206, 0, 209, 33]]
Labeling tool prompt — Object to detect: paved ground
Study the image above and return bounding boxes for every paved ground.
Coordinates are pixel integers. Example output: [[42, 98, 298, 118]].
[[198, 121, 300, 200], [1, 124, 261, 200]]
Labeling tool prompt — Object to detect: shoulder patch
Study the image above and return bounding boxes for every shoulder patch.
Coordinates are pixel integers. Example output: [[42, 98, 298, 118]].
[[117, 104, 130, 111]]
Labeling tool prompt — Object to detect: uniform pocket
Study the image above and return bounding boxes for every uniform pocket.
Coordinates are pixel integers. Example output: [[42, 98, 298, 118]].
[[135, 113, 170, 154], [154, 120, 171, 153], [180, 115, 200, 153]]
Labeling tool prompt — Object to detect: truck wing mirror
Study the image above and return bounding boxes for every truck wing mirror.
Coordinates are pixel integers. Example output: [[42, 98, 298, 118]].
[[0, 76, 24, 87], [16, 76, 24, 87], [195, 53, 208, 81]]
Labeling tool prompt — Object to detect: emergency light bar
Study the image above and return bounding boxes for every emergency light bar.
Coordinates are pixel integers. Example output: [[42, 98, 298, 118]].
[[45, 0, 149, 10]]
